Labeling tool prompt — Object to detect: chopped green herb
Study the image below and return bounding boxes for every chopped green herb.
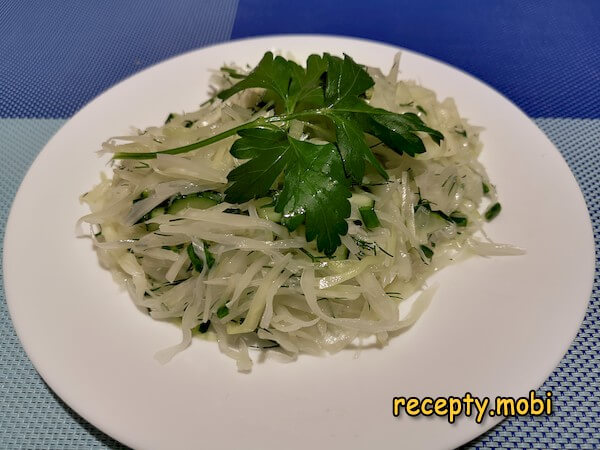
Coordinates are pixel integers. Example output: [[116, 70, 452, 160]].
[[482, 182, 490, 194], [298, 248, 328, 262], [223, 207, 249, 215], [416, 105, 427, 115], [377, 245, 393, 257], [485, 202, 502, 221], [162, 244, 184, 253], [217, 305, 229, 319], [353, 237, 376, 253], [165, 113, 176, 124], [454, 126, 467, 137], [416, 201, 467, 227], [359, 206, 381, 229], [182, 120, 196, 128], [187, 244, 204, 272], [251, 341, 280, 349], [204, 243, 215, 269], [133, 190, 150, 203], [449, 214, 468, 227], [198, 321, 210, 333], [420, 245, 434, 259]]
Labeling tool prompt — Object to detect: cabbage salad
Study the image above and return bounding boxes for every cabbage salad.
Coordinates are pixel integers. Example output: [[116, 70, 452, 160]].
[[80, 52, 521, 371]]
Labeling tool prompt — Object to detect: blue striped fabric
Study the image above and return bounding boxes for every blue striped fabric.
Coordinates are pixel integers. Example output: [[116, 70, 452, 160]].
[[1, 1, 598, 448], [0, 1, 238, 118]]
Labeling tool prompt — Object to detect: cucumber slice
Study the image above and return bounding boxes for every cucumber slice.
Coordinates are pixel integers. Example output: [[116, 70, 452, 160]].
[[149, 206, 165, 218], [201, 191, 223, 203], [414, 207, 447, 234], [167, 195, 217, 214], [330, 245, 350, 260], [359, 206, 381, 229], [254, 197, 282, 223], [350, 193, 374, 209], [259, 207, 282, 223], [146, 223, 159, 232], [351, 193, 379, 229]]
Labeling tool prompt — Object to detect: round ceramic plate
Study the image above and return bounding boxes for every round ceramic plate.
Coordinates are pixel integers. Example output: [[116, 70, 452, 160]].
[[4, 35, 595, 449]]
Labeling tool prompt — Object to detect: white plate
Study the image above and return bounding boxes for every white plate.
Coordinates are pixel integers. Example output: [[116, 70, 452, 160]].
[[4, 35, 595, 449]]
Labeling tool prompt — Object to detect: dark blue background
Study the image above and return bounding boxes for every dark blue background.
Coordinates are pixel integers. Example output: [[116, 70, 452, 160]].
[[1, 0, 599, 118], [231, 0, 600, 118]]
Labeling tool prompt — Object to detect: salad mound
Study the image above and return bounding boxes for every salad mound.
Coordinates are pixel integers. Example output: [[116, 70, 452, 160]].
[[80, 52, 519, 371]]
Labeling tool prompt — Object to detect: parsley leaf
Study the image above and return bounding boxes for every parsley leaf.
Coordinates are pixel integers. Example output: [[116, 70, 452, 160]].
[[225, 127, 290, 203], [217, 52, 293, 110], [321, 54, 387, 182], [275, 138, 351, 255], [355, 111, 444, 156], [288, 54, 328, 110], [330, 112, 388, 182], [323, 54, 374, 107], [218, 52, 328, 114], [224, 127, 351, 256]]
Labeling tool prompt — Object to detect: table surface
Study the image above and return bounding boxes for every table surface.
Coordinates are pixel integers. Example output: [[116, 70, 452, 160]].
[[1, 1, 598, 448]]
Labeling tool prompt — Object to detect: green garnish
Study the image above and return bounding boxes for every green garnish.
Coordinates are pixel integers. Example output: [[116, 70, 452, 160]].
[[133, 190, 150, 203], [223, 207, 249, 215], [359, 206, 381, 229], [449, 214, 468, 227], [113, 52, 444, 257], [204, 243, 215, 269], [187, 244, 204, 272], [485, 202, 502, 221], [454, 126, 467, 137], [217, 305, 229, 319], [420, 245, 434, 259], [417, 201, 468, 227], [198, 321, 210, 333], [416, 105, 427, 115], [165, 113, 176, 124], [482, 182, 490, 194], [226, 129, 351, 254], [162, 244, 184, 253], [298, 248, 329, 262]]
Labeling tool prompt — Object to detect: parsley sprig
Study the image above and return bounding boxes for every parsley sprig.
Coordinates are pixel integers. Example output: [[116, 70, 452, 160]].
[[113, 52, 444, 256]]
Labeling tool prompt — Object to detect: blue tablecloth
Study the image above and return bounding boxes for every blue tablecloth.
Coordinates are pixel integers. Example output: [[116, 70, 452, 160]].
[[1, 2, 598, 448]]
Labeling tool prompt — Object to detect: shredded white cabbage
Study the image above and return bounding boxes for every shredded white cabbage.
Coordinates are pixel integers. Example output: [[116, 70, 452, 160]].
[[80, 53, 523, 371]]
